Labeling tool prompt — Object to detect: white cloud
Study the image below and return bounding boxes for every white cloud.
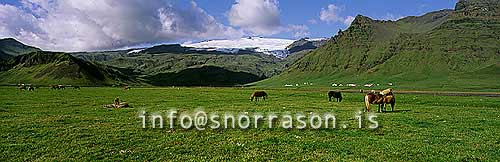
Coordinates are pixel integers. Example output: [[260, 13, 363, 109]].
[[227, 0, 282, 35], [0, 0, 244, 51], [320, 4, 342, 23], [227, 0, 309, 37], [343, 16, 355, 25], [319, 4, 355, 26], [380, 13, 404, 21], [287, 25, 309, 38]]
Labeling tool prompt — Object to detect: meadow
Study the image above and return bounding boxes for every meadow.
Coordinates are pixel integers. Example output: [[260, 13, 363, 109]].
[[0, 87, 499, 161]]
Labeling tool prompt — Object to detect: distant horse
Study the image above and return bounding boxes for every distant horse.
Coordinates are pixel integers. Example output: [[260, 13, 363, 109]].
[[251, 91, 267, 101], [18, 84, 27, 91], [28, 86, 35, 91], [364, 92, 395, 112], [328, 91, 342, 102], [123, 86, 130, 90], [104, 97, 130, 108], [58, 85, 65, 89]]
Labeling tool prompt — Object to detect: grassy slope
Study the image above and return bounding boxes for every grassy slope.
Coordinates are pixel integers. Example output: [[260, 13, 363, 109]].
[[0, 38, 40, 56], [74, 52, 287, 78], [0, 52, 136, 86], [254, 1, 500, 91], [0, 87, 498, 161]]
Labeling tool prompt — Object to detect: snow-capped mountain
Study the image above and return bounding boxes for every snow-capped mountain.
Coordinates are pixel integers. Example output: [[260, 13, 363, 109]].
[[182, 37, 295, 58]]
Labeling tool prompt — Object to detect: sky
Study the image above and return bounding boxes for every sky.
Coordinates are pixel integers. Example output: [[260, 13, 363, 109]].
[[0, 0, 457, 51]]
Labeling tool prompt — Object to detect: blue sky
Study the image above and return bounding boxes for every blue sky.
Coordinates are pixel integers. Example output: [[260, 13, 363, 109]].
[[196, 0, 457, 38], [0, 0, 457, 51]]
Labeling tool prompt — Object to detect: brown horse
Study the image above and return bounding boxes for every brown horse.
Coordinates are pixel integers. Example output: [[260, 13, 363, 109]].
[[364, 92, 395, 112], [251, 91, 267, 101]]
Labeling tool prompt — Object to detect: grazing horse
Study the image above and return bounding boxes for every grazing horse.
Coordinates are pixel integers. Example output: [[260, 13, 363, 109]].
[[364, 92, 395, 112], [379, 88, 393, 95], [104, 97, 130, 108], [328, 91, 342, 102], [251, 91, 267, 101], [381, 94, 395, 112], [28, 86, 35, 91], [18, 84, 27, 91]]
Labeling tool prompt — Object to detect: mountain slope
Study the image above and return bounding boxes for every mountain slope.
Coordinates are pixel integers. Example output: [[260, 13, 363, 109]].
[[256, 0, 500, 91], [0, 51, 137, 85], [0, 38, 41, 58], [146, 66, 265, 86]]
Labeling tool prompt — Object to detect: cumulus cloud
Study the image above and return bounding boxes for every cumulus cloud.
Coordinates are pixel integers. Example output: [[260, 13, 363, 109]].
[[227, 0, 308, 37], [319, 4, 354, 26], [227, 0, 283, 35], [287, 25, 309, 38], [0, 0, 243, 51]]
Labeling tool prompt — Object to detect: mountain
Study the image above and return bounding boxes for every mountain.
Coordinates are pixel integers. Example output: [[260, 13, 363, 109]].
[[146, 66, 265, 86], [182, 37, 296, 58], [72, 37, 327, 80], [256, 0, 500, 91], [286, 38, 329, 53], [0, 37, 331, 87], [0, 51, 137, 86], [0, 38, 41, 60]]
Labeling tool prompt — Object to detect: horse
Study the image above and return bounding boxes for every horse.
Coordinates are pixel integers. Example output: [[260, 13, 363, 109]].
[[50, 85, 58, 90], [104, 97, 130, 108], [251, 91, 267, 101], [123, 86, 130, 90], [18, 84, 27, 91], [364, 92, 395, 112], [328, 91, 342, 102], [379, 88, 393, 95], [28, 86, 35, 91]]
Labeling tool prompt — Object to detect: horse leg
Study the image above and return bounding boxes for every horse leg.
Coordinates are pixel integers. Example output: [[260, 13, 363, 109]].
[[329, 96, 331, 102], [364, 95, 370, 112], [391, 102, 395, 111]]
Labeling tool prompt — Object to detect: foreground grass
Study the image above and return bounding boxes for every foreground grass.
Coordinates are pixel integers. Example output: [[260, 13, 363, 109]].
[[0, 87, 499, 161]]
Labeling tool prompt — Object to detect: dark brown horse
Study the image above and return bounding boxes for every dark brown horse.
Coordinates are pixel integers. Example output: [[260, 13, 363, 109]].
[[364, 92, 395, 112], [251, 91, 267, 101], [328, 91, 342, 102]]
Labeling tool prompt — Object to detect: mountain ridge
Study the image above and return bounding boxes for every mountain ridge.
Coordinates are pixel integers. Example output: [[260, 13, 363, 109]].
[[254, 0, 500, 91]]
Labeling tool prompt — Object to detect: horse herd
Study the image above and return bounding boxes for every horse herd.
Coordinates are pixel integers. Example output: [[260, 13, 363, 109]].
[[17, 84, 82, 91], [251, 88, 395, 113]]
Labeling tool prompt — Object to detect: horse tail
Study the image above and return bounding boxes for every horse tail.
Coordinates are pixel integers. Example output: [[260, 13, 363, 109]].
[[364, 95, 370, 112]]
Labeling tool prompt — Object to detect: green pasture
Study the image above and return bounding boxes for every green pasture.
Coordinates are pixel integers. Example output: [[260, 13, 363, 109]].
[[0, 87, 499, 161]]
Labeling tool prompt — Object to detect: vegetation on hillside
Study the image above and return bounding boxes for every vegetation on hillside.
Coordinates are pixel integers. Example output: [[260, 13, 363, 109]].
[[255, 0, 500, 91]]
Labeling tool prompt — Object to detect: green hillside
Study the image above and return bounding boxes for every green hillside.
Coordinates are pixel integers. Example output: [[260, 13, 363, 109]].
[[254, 0, 500, 91], [0, 51, 137, 86], [0, 38, 41, 60], [74, 51, 286, 78]]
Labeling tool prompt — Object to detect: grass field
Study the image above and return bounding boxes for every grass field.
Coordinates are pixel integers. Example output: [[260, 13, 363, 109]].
[[0, 87, 499, 161]]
